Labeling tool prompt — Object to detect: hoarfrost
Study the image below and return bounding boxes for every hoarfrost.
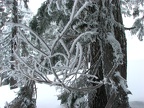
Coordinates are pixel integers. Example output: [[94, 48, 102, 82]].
[[106, 32, 123, 64], [114, 71, 132, 94]]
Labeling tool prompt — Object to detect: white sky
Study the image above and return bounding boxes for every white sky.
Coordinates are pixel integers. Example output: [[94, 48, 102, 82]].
[[123, 17, 144, 101], [123, 16, 144, 60], [28, 0, 46, 15]]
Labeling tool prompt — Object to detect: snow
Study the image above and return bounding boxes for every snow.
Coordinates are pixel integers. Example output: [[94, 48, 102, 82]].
[[74, 1, 89, 18], [0, 85, 19, 108], [0, 84, 62, 108], [36, 84, 61, 108], [130, 101, 144, 108], [106, 32, 123, 64], [114, 71, 131, 94]]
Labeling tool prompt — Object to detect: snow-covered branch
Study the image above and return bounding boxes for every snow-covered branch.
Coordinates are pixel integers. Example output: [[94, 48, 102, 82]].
[[74, 1, 90, 18], [70, 31, 95, 53], [114, 71, 132, 94], [51, 0, 91, 54], [51, 0, 79, 52], [5, 22, 51, 52], [106, 32, 123, 64]]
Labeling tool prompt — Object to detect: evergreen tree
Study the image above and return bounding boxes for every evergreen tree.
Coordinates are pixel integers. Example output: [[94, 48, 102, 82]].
[[6, 0, 36, 107], [0, 0, 36, 107], [130, 4, 144, 40], [30, 0, 131, 107]]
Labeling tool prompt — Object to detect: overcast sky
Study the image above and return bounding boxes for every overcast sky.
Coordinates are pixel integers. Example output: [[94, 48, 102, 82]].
[[29, 0, 46, 15]]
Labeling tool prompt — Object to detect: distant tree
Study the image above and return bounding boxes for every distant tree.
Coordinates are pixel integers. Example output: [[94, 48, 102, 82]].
[[6, 0, 36, 107], [0, 0, 36, 107]]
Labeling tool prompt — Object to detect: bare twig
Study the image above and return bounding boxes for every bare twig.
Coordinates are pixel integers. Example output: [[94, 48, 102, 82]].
[[124, 26, 136, 30]]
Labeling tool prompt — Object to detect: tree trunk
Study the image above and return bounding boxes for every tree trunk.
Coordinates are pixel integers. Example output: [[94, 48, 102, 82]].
[[7, 0, 36, 107], [10, 0, 18, 89], [110, 1, 129, 108], [88, 0, 130, 108], [88, 41, 108, 108]]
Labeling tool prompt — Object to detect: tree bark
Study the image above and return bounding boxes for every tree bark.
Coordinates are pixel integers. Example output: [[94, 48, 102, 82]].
[[88, 41, 108, 108], [10, 0, 18, 90], [88, 0, 130, 108]]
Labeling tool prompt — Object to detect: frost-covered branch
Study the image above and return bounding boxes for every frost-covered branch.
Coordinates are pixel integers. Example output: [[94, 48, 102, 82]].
[[105, 63, 118, 79], [51, 0, 91, 53], [74, 1, 89, 18], [73, 42, 83, 73], [114, 71, 131, 94], [51, 0, 79, 52], [70, 31, 95, 53], [65, 82, 103, 92], [106, 32, 123, 64], [5, 22, 51, 52], [18, 29, 49, 56]]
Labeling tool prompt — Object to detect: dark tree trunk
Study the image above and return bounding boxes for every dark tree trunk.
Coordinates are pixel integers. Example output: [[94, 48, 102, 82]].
[[88, 41, 108, 108], [88, 0, 129, 108], [111, 1, 129, 108], [10, 0, 18, 90], [7, 0, 36, 107]]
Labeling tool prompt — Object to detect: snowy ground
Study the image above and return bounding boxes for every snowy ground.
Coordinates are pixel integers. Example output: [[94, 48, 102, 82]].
[[36, 84, 61, 108], [0, 84, 61, 108], [130, 101, 144, 108], [0, 86, 19, 108], [0, 83, 144, 108]]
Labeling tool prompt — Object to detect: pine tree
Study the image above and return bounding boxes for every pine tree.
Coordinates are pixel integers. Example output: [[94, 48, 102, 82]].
[[29, 0, 133, 107], [0, 0, 36, 107]]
